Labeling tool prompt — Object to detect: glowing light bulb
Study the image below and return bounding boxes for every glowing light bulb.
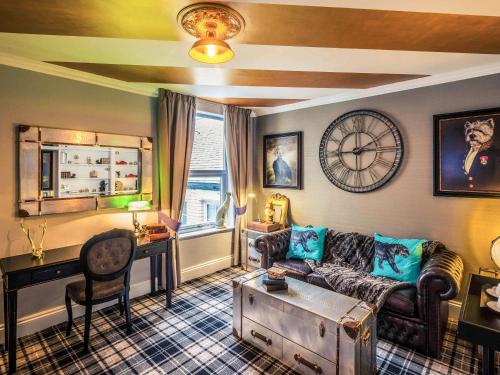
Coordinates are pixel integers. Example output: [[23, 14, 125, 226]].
[[205, 44, 217, 58]]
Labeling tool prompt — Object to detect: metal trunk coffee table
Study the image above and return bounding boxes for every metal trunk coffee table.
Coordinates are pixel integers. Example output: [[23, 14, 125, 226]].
[[233, 270, 377, 375]]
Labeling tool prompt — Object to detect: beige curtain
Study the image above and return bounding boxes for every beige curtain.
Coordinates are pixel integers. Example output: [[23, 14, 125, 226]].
[[224, 105, 253, 266], [157, 89, 196, 288]]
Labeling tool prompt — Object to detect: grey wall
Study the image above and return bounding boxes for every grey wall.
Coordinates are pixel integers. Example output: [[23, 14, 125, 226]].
[[255, 74, 500, 299], [0, 65, 157, 330]]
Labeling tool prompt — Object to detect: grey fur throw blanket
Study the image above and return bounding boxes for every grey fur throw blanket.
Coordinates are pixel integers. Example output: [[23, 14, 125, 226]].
[[304, 231, 441, 310]]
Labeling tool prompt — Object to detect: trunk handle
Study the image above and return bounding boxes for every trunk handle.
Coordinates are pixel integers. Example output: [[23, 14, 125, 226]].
[[250, 329, 272, 346], [294, 354, 323, 374]]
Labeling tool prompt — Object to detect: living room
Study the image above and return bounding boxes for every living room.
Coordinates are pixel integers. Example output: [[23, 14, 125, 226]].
[[0, 1, 499, 374]]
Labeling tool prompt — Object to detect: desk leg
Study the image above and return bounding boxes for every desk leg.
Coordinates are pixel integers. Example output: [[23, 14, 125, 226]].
[[482, 347, 495, 375], [149, 255, 157, 295], [166, 245, 172, 308], [3, 284, 8, 351], [157, 254, 162, 290], [7, 290, 17, 374]]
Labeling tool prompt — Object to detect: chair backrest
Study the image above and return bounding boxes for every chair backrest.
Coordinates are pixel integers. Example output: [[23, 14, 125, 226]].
[[80, 229, 136, 283]]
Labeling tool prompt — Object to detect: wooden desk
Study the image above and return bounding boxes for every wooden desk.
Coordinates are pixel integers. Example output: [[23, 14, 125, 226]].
[[0, 237, 173, 374]]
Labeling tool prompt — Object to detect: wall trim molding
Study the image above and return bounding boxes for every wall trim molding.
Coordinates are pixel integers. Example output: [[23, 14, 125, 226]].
[[449, 300, 461, 321], [0, 52, 157, 97], [0, 279, 152, 344], [180, 255, 233, 283], [254, 61, 500, 116]]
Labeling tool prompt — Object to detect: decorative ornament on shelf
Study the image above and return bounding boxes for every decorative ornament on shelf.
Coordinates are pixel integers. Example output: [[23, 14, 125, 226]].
[[177, 3, 245, 64], [264, 202, 275, 224], [216, 192, 232, 228], [20, 219, 47, 259]]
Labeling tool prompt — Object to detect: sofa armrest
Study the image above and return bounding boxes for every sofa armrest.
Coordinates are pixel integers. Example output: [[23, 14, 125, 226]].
[[254, 229, 292, 269], [416, 247, 463, 320]]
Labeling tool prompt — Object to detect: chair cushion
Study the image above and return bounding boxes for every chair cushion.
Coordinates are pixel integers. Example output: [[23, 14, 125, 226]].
[[66, 277, 125, 303], [381, 287, 418, 317], [272, 259, 312, 281], [306, 272, 417, 317]]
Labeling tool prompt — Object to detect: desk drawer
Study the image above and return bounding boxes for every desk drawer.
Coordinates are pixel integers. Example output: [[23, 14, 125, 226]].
[[31, 263, 80, 283], [136, 241, 165, 258]]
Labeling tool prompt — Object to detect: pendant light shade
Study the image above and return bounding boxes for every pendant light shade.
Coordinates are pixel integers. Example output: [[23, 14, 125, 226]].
[[189, 38, 234, 64], [178, 3, 244, 64]]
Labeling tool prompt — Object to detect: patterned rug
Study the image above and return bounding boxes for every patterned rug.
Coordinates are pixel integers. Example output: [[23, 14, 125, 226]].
[[0, 267, 497, 374]]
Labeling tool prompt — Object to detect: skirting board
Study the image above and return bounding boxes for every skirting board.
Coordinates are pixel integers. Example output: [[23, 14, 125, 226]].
[[180, 255, 233, 283], [0, 279, 152, 344], [449, 300, 461, 320]]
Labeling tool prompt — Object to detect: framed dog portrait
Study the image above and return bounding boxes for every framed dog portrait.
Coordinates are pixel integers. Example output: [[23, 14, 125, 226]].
[[434, 107, 500, 198], [263, 132, 302, 189]]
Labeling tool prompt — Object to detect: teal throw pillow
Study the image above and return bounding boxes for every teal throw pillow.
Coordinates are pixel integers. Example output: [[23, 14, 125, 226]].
[[286, 225, 327, 262], [371, 233, 426, 285]]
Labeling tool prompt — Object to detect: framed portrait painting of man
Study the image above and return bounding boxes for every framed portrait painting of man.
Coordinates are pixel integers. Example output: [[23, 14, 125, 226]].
[[434, 107, 500, 198], [263, 132, 302, 189]]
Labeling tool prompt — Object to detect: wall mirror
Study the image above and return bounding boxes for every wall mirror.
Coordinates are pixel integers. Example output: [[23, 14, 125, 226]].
[[18, 125, 153, 217]]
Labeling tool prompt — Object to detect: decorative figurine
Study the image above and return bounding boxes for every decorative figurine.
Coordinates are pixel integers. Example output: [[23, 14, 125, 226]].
[[20, 219, 47, 259], [215, 192, 232, 228], [264, 202, 275, 224]]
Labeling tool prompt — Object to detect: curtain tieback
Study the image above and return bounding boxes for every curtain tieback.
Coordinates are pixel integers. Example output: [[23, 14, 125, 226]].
[[157, 211, 182, 232], [235, 205, 247, 215]]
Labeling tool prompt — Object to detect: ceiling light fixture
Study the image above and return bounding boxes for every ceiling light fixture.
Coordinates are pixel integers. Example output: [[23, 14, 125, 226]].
[[178, 3, 245, 64]]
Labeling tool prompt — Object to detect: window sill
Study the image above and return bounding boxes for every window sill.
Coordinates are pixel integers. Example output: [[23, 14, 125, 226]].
[[178, 226, 234, 241]]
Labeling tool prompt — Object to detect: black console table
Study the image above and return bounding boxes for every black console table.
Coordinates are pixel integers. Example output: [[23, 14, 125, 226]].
[[0, 237, 173, 374], [458, 273, 500, 375]]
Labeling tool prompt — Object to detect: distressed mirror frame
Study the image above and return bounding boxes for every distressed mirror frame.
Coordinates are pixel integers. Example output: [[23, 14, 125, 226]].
[[17, 125, 154, 217]]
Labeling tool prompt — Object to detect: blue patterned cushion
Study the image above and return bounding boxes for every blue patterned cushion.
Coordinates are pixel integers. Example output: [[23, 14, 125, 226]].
[[371, 233, 426, 285], [286, 225, 327, 262]]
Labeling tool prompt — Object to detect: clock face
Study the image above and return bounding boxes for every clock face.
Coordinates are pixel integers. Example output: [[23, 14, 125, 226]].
[[319, 110, 403, 193]]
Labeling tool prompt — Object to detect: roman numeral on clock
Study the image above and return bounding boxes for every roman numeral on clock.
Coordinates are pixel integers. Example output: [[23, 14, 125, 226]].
[[373, 155, 393, 169]]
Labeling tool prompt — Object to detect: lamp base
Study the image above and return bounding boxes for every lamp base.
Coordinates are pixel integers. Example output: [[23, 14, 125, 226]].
[[479, 267, 500, 278]]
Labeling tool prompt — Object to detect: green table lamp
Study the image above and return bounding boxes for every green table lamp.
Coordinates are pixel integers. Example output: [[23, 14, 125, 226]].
[[128, 200, 152, 237]]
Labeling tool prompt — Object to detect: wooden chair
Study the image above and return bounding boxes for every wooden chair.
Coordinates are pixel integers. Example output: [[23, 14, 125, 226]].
[[65, 229, 136, 353]]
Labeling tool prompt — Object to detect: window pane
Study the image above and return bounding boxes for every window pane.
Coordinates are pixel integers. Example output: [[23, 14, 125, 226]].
[[190, 115, 224, 171], [182, 176, 221, 226]]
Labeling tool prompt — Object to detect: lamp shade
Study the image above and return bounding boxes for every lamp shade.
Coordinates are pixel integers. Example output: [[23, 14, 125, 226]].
[[492, 236, 500, 269], [189, 38, 234, 64], [127, 200, 152, 212]]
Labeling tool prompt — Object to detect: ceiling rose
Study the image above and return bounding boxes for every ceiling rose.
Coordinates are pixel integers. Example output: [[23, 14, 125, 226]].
[[177, 3, 245, 64]]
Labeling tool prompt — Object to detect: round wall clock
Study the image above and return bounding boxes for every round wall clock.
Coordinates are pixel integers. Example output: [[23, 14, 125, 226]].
[[319, 110, 404, 193]]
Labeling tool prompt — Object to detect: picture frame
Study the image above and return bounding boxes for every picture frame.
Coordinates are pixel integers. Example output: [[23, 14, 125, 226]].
[[266, 193, 289, 228], [434, 107, 500, 198], [263, 131, 302, 189]]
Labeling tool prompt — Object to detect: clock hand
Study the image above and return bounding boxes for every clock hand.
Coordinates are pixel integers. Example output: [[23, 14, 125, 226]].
[[358, 128, 392, 151]]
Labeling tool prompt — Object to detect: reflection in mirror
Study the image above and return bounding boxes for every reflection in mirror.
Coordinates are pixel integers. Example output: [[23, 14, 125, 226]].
[[39, 144, 140, 199]]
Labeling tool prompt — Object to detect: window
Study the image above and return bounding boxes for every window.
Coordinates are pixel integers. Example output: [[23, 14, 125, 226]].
[[203, 201, 218, 222], [180, 112, 227, 232]]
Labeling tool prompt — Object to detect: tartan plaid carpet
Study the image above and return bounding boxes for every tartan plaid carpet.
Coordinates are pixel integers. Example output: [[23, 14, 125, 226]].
[[0, 267, 498, 374]]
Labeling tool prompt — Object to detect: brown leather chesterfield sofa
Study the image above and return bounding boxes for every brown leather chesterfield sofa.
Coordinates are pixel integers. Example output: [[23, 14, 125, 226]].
[[254, 229, 464, 358]]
